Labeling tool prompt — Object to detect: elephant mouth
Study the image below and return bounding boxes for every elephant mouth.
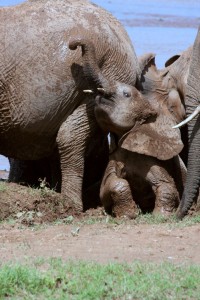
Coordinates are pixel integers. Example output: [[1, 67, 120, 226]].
[[94, 95, 115, 132], [95, 95, 114, 107]]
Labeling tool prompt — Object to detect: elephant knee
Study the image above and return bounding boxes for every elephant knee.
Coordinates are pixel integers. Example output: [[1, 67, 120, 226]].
[[153, 183, 180, 216], [101, 178, 138, 219], [101, 178, 129, 204]]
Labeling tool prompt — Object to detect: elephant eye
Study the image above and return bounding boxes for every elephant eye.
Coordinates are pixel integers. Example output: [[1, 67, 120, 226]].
[[123, 90, 131, 98]]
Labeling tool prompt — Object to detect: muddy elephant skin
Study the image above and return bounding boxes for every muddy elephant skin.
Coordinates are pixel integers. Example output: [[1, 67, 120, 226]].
[[100, 143, 186, 219], [71, 39, 186, 218], [138, 47, 192, 166], [149, 31, 200, 218], [0, 0, 141, 211]]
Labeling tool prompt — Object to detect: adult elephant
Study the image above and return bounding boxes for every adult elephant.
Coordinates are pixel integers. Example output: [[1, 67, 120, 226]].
[[173, 27, 200, 218], [0, 0, 141, 212], [137, 47, 192, 167], [135, 30, 200, 218]]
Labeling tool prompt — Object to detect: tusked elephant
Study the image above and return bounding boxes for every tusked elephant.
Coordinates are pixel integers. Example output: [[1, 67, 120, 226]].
[[173, 27, 200, 218], [68, 38, 186, 218], [0, 0, 142, 212], [138, 31, 200, 218], [138, 47, 192, 166]]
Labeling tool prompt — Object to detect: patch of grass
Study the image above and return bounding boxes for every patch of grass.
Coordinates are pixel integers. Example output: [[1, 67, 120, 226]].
[[52, 211, 200, 231], [0, 259, 200, 299], [77, 212, 200, 227], [0, 181, 7, 192], [135, 213, 171, 225], [0, 218, 16, 226], [123, 211, 200, 227], [168, 214, 200, 229], [133, 213, 200, 229], [77, 214, 125, 226]]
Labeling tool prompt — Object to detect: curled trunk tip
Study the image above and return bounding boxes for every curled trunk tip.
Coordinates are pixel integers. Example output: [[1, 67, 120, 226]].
[[69, 37, 95, 56], [69, 37, 86, 50]]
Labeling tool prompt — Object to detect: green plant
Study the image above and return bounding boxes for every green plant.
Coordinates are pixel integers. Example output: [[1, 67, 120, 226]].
[[0, 260, 200, 299]]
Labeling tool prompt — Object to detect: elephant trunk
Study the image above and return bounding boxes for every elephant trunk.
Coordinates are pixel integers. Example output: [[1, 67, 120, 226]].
[[177, 112, 200, 218], [69, 37, 115, 94]]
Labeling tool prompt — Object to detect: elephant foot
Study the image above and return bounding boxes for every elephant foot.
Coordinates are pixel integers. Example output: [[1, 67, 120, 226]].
[[112, 199, 140, 219], [61, 192, 83, 214], [153, 206, 174, 218], [101, 174, 139, 219], [153, 184, 180, 218], [69, 201, 83, 214]]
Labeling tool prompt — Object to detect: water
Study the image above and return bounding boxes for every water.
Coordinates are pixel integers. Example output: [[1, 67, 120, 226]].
[[0, 0, 199, 170], [92, 0, 199, 67]]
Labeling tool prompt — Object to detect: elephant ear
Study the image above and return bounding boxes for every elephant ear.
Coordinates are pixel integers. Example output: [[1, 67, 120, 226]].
[[165, 54, 180, 67], [138, 53, 156, 71], [119, 114, 183, 160], [138, 53, 157, 78]]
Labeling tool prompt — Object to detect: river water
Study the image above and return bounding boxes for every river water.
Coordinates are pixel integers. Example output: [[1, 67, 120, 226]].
[[0, 0, 199, 170]]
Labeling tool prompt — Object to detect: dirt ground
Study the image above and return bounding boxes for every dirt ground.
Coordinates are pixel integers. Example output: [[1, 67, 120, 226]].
[[0, 179, 199, 265]]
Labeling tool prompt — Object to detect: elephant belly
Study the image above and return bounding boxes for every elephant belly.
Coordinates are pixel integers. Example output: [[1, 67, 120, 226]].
[[0, 131, 56, 160]]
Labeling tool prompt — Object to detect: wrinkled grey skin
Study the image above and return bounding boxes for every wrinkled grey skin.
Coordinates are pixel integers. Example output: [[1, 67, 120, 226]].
[[71, 39, 185, 218], [176, 27, 200, 219], [144, 34, 200, 218], [1, 0, 140, 212], [101, 141, 186, 219], [99, 55, 187, 218], [138, 48, 192, 165]]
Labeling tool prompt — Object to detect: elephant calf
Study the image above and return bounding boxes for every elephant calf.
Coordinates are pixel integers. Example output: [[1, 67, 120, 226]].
[[100, 137, 186, 218], [66, 38, 187, 218]]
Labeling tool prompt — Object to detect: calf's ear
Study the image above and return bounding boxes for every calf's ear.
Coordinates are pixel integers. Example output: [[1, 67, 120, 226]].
[[119, 114, 183, 160], [138, 53, 157, 76], [165, 54, 180, 67]]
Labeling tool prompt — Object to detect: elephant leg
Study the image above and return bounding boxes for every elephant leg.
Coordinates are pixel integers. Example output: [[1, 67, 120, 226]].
[[47, 149, 61, 192], [8, 158, 51, 187], [100, 160, 139, 219], [8, 158, 33, 185], [82, 128, 109, 211], [8, 151, 61, 192], [153, 182, 180, 216], [56, 100, 102, 212], [147, 164, 180, 216]]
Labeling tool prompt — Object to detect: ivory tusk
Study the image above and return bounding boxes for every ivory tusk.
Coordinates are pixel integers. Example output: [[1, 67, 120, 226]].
[[173, 105, 200, 129], [97, 87, 105, 92], [83, 89, 94, 93]]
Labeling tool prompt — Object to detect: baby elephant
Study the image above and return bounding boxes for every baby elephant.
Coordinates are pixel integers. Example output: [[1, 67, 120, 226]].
[[98, 54, 186, 218], [68, 37, 186, 218], [100, 135, 186, 218]]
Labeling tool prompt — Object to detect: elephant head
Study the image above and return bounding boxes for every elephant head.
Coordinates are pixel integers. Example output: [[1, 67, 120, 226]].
[[69, 37, 156, 136], [69, 37, 183, 161], [138, 49, 192, 125], [135, 48, 193, 165]]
